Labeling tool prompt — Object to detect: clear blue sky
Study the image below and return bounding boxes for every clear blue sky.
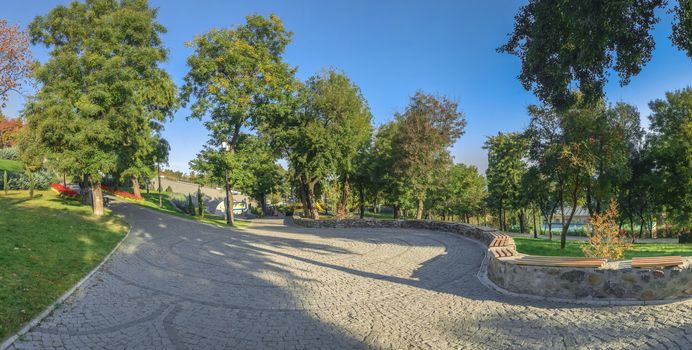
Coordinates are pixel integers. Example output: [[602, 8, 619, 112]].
[[3, 0, 691, 173]]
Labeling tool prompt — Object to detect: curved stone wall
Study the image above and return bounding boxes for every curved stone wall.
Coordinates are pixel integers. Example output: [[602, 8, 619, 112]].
[[292, 216, 692, 302], [487, 256, 692, 301]]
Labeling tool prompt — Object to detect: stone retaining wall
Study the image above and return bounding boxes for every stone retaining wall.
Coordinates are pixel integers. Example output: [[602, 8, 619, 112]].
[[487, 257, 692, 301], [292, 216, 692, 302], [292, 216, 505, 248]]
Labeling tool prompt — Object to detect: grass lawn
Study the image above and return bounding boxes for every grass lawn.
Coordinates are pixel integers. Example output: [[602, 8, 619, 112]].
[[121, 191, 250, 229], [0, 190, 128, 341], [514, 237, 692, 259], [0, 159, 23, 173]]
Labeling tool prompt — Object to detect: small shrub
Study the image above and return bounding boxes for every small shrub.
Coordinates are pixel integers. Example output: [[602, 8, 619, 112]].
[[250, 206, 263, 217], [197, 187, 205, 217], [187, 193, 195, 216], [4, 170, 53, 190], [165, 185, 173, 193], [582, 201, 631, 260], [169, 193, 187, 211], [0, 147, 19, 160]]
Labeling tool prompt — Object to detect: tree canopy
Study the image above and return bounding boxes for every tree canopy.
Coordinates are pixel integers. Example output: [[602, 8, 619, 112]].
[[24, 0, 176, 214]]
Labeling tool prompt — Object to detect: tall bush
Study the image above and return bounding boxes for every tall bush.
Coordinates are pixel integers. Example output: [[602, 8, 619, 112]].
[[582, 201, 631, 259]]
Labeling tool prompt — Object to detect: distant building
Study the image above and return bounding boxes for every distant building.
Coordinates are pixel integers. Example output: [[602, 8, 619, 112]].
[[544, 207, 591, 231]]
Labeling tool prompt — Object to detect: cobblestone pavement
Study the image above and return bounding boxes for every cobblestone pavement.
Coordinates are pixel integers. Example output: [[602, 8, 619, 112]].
[[10, 203, 692, 349]]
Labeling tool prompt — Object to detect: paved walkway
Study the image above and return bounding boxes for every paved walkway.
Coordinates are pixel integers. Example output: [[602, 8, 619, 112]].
[[10, 203, 692, 349]]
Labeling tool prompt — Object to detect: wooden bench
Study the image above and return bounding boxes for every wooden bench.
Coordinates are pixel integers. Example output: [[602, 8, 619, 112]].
[[513, 256, 607, 268], [491, 247, 517, 258], [631, 256, 684, 268], [489, 233, 513, 248]]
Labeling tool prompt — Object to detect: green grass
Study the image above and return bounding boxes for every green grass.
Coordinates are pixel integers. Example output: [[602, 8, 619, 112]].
[[514, 237, 692, 259], [0, 190, 128, 341], [123, 191, 250, 229], [0, 159, 23, 173]]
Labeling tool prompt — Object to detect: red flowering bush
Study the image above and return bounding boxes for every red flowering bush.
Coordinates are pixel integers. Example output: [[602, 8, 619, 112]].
[[51, 183, 79, 197], [101, 186, 143, 201]]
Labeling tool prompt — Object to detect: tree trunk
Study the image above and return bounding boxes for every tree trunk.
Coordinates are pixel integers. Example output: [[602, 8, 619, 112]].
[[224, 167, 233, 225], [560, 178, 580, 250], [336, 176, 350, 219], [260, 193, 268, 216], [518, 209, 525, 233], [306, 181, 319, 220], [28, 171, 34, 199], [393, 205, 400, 219], [532, 210, 538, 238], [157, 163, 162, 208], [91, 178, 104, 216], [80, 174, 89, 204], [132, 176, 141, 198], [415, 198, 424, 220], [359, 184, 365, 219]]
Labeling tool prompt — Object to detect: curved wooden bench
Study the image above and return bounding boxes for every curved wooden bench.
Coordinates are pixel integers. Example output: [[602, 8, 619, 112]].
[[488, 233, 513, 247], [490, 247, 517, 258], [513, 256, 607, 268], [631, 256, 683, 268]]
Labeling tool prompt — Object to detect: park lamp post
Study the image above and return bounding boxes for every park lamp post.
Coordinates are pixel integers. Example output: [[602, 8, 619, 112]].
[[221, 141, 233, 226]]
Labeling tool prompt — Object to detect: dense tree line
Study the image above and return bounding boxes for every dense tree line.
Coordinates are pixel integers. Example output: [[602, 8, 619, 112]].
[[485, 90, 691, 245], [8, 0, 690, 235], [493, 0, 691, 246]]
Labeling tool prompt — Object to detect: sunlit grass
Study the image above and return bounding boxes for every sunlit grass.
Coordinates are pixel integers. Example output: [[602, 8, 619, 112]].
[[514, 237, 692, 259], [0, 190, 128, 341], [0, 159, 23, 173]]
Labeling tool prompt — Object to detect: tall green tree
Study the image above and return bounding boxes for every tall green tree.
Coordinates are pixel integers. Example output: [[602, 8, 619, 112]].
[[370, 121, 412, 218], [645, 87, 692, 232], [484, 132, 528, 232], [26, 0, 175, 215], [303, 69, 372, 218], [525, 98, 600, 248], [181, 14, 296, 225], [391, 92, 466, 219]]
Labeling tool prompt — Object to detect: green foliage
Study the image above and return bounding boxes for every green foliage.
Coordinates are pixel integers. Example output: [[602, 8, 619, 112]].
[[4, 170, 53, 191], [391, 92, 466, 218], [26, 0, 176, 214], [0, 147, 18, 160], [499, 0, 663, 108], [645, 88, 692, 230], [264, 69, 371, 219], [484, 132, 528, 230], [169, 192, 187, 210], [164, 185, 173, 193], [181, 14, 295, 152], [672, 0, 692, 58], [187, 193, 195, 216], [197, 186, 204, 217]]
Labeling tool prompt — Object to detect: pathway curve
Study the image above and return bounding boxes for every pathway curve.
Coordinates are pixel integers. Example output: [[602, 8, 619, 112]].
[[9, 202, 692, 349]]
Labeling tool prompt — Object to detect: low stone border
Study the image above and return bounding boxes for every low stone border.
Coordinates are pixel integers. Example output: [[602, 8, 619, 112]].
[[0, 225, 133, 350], [292, 216, 692, 304]]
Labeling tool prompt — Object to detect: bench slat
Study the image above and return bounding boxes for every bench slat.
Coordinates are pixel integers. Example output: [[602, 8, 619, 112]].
[[631, 256, 683, 268]]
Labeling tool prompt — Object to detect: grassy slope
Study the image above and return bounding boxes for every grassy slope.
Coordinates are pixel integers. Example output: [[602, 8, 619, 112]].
[[514, 237, 692, 259], [0, 159, 23, 173], [120, 191, 250, 229], [0, 190, 128, 341]]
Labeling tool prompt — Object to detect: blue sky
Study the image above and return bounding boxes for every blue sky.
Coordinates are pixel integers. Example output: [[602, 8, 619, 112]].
[[3, 0, 691, 173]]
